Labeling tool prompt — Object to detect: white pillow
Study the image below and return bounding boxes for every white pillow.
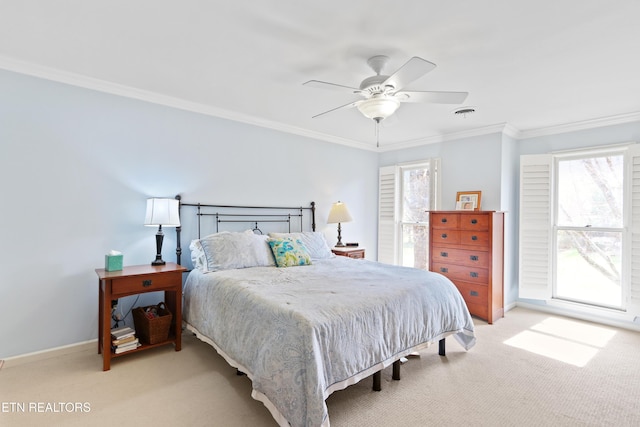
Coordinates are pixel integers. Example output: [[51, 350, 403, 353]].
[[191, 230, 275, 272], [189, 238, 208, 271], [268, 231, 334, 260]]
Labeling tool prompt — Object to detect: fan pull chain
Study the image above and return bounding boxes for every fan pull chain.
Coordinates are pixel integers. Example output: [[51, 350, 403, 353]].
[[375, 118, 380, 148]]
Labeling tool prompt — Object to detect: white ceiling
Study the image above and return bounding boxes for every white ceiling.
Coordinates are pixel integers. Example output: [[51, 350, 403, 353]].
[[2, 1, 640, 151]]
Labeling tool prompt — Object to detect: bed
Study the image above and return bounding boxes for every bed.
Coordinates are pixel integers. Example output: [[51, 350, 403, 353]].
[[176, 199, 476, 427]]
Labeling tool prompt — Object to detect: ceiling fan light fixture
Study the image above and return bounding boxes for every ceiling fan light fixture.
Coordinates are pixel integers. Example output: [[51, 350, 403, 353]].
[[357, 95, 401, 120]]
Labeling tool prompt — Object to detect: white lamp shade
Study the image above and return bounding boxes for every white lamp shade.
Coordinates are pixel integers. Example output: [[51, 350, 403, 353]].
[[144, 198, 180, 227], [327, 201, 353, 224]]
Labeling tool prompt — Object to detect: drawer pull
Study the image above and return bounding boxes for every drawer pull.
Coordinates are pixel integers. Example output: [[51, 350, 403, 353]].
[[470, 255, 479, 261], [470, 272, 479, 278], [142, 280, 152, 287], [440, 251, 448, 257], [441, 233, 448, 239], [440, 267, 448, 273], [441, 218, 447, 223], [471, 219, 478, 224], [471, 235, 478, 241], [470, 290, 479, 297]]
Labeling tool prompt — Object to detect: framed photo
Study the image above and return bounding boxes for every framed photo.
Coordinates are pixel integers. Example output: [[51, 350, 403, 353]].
[[456, 191, 482, 211]]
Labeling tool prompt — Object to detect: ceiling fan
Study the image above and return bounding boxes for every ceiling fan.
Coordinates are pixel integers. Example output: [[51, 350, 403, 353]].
[[303, 55, 469, 123]]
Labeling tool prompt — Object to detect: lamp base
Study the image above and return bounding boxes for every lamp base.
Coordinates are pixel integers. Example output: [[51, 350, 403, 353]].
[[335, 222, 345, 247], [152, 226, 166, 266]]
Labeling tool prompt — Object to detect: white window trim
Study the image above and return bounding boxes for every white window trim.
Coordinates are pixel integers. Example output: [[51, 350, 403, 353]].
[[378, 159, 440, 265], [519, 143, 640, 323]]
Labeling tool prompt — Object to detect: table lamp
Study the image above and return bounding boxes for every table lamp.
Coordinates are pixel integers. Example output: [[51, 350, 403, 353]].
[[144, 198, 180, 265], [327, 201, 352, 247]]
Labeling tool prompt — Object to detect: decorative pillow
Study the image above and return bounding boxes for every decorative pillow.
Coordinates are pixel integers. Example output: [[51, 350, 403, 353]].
[[268, 232, 334, 260], [192, 230, 275, 272], [268, 238, 312, 268]]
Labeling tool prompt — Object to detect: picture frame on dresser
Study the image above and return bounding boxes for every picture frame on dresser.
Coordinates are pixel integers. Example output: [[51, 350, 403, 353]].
[[455, 191, 482, 211]]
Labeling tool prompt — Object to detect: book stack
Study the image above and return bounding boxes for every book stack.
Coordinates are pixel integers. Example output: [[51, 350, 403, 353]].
[[110, 326, 140, 354]]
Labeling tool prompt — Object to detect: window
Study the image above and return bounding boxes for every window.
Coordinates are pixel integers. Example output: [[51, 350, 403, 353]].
[[555, 154, 624, 308], [519, 144, 640, 320], [378, 160, 439, 267]]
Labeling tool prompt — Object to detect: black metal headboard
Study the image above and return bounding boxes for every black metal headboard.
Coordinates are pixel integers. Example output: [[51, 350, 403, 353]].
[[174, 195, 316, 265]]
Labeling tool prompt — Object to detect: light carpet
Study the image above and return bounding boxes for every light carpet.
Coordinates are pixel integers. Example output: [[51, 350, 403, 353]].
[[1, 307, 639, 426]]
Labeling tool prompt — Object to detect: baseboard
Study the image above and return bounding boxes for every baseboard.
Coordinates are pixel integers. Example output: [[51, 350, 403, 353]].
[[4, 339, 98, 368], [504, 301, 517, 313], [516, 301, 640, 332]]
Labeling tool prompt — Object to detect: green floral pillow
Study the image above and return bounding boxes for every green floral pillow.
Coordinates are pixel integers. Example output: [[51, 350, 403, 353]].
[[268, 238, 312, 267]]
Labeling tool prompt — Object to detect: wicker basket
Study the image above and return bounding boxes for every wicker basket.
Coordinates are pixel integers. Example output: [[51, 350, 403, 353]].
[[133, 302, 172, 345]]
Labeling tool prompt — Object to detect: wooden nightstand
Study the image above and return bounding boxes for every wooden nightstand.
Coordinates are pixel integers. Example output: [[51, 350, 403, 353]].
[[332, 247, 365, 259], [95, 262, 187, 371]]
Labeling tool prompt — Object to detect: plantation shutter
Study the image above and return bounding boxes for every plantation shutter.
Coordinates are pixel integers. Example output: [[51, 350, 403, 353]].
[[627, 145, 640, 316], [378, 165, 399, 264], [519, 154, 553, 300]]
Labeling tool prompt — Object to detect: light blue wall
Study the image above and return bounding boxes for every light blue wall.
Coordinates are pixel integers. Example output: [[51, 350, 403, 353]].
[[379, 122, 640, 312], [0, 70, 378, 358], [379, 133, 506, 211], [518, 122, 640, 155], [379, 132, 518, 307], [3, 66, 639, 358]]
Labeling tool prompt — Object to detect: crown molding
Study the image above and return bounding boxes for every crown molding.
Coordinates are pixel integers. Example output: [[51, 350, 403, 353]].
[[518, 111, 640, 139], [0, 55, 378, 151], [2, 55, 638, 152], [377, 123, 518, 152]]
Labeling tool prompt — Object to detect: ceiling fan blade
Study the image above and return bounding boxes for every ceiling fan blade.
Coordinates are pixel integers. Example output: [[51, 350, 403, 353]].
[[311, 100, 361, 118], [396, 90, 469, 104], [303, 80, 360, 94], [382, 57, 436, 91]]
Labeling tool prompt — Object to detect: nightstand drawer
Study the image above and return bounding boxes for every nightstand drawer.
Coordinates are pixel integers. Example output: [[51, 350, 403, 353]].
[[111, 272, 180, 296]]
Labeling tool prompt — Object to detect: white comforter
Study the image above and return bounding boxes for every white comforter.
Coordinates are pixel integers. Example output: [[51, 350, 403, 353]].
[[183, 256, 476, 427]]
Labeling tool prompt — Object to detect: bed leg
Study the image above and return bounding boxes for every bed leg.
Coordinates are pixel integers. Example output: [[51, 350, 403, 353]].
[[438, 338, 446, 356], [372, 371, 381, 391], [392, 360, 401, 380]]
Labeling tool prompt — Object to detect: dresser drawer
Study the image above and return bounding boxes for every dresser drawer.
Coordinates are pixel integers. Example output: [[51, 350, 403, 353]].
[[460, 231, 489, 247], [431, 247, 490, 268], [432, 262, 489, 284], [110, 272, 180, 296], [454, 281, 489, 320], [430, 213, 459, 229], [459, 214, 489, 231], [432, 230, 461, 245]]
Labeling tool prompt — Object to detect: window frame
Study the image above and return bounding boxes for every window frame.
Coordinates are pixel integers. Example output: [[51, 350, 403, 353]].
[[519, 143, 640, 322], [378, 159, 440, 266], [551, 149, 627, 310]]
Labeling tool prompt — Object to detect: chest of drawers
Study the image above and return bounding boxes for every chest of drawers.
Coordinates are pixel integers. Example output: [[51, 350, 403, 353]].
[[429, 211, 504, 324]]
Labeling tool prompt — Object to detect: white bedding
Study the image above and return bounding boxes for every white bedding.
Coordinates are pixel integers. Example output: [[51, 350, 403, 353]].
[[183, 256, 476, 427]]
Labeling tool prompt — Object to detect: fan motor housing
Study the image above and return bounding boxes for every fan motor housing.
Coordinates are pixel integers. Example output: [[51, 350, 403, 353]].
[[359, 75, 394, 95]]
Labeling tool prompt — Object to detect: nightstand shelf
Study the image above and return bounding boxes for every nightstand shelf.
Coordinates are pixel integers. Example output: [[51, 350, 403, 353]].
[[95, 262, 187, 371]]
